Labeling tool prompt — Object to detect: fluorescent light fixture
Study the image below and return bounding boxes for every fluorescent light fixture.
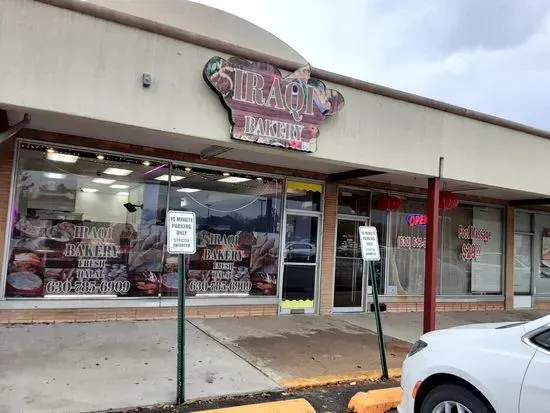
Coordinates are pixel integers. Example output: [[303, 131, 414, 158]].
[[110, 184, 129, 189], [184, 167, 192, 172], [92, 178, 116, 184], [46, 148, 55, 153], [142, 161, 151, 166], [46, 152, 79, 163], [154, 174, 185, 182], [256, 177, 263, 181], [81, 188, 98, 193], [116, 191, 129, 196], [222, 172, 230, 177], [217, 176, 251, 184], [103, 167, 133, 176], [177, 188, 201, 193], [43, 172, 66, 179], [96, 155, 105, 160]]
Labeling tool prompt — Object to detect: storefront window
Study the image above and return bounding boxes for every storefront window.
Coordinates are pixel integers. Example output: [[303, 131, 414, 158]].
[[286, 181, 322, 212], [338, 188, 369, 216], [534, 214, 550, 295], [5, 143, 169, 298], [372, 192, 504, 296], [440, 205, 503, 295], [166, 165, 283, 297]]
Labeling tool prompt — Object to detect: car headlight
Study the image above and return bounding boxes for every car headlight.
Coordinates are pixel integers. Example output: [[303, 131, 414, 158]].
[[408, 339, 427, 357]]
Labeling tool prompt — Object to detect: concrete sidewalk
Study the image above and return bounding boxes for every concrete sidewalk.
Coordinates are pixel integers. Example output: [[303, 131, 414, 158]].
[[338, 309, 547, 343], [0, 321, 280, 413]]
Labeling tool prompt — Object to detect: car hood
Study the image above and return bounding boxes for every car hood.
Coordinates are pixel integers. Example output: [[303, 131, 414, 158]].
[[450, 321, 524, 330]]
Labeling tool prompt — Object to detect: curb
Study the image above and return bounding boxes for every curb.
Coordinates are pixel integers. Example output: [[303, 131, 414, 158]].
[[193, 398, 315, 413], [281, 368, 401, 389], [348, 387, 402, 413]]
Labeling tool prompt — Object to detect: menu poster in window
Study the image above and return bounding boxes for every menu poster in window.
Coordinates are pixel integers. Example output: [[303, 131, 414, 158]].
[[6, 217, 164, 297], [180, 230, 279, 296], [541, 229, 550, 279]]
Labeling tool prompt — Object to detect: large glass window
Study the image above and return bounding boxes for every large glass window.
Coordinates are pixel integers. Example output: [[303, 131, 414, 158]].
[[166, 165, 283, 297], [534, 214, 550, 295], [372, 192, 504, 296], [4, 142, 283, 300], [440, 205, 503, 295], [6, 143, 169, 298]]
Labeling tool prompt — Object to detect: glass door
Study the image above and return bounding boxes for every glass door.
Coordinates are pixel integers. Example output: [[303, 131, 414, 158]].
[[280, 214, 320, 314], [333, 218, 368, 311], [514, 212, 533, 308]]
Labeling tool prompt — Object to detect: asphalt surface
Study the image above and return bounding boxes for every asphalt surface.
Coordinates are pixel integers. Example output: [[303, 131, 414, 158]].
[[103, 379, 399, 412]]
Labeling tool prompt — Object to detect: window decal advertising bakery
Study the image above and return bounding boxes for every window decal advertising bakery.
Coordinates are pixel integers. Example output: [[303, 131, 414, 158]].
[[204, 56, 345, 153], [179, 229, 279, 297], [6, 218, 166, 298]]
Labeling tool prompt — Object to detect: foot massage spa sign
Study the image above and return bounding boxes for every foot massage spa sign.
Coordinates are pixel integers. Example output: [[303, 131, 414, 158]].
[[204, 56, 345, 153]]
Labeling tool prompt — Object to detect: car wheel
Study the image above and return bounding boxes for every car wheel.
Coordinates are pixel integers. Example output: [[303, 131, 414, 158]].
[[420, 383, 492, 413]]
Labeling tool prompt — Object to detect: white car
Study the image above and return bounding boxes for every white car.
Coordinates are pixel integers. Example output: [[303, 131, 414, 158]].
[[398, 315, 550, 413]]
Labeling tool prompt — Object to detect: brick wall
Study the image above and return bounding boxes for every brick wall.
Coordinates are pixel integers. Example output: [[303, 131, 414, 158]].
[[319, 183, 338, 314], [0, 305, 278, 324], [385, 301, 505, 313]]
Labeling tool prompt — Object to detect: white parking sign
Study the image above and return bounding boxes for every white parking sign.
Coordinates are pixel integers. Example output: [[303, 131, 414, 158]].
[[167, 211, 196, 254], [358, 226, 380, 261]]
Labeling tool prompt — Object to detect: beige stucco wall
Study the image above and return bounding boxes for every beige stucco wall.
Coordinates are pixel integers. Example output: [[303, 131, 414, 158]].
[[0, 0, 549, 196]]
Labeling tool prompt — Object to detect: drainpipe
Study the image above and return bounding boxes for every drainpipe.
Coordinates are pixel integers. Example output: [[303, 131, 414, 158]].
[[0, 113, 31, 144]]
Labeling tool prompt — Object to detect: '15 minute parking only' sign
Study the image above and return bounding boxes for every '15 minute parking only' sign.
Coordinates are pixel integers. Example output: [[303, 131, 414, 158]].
[[167, 211, 196, 254], [358, 226, 380, 261]]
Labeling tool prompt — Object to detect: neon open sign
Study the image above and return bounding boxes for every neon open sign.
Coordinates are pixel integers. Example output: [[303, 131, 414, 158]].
[[406, 214, 427, 227]]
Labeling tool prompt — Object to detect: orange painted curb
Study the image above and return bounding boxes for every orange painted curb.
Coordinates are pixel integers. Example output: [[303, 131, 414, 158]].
[[281, 367, 401, 389], [348, 387, 403, 413], [193, 398, 315, 413]]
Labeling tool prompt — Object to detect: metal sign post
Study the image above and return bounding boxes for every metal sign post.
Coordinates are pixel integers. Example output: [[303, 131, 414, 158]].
[[166, 211, 196, 404], [358, 226, 388, 380]]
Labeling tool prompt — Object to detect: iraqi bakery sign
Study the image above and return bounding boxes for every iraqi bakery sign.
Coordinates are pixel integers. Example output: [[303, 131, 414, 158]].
[[204, 56, 345, 153]]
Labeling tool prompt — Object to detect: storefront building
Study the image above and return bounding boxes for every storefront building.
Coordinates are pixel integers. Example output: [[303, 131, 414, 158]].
[[1, 0, 550, 323]]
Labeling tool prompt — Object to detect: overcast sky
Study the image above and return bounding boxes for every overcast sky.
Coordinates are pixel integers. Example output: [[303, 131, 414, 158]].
[[195, 0, 550, 131]]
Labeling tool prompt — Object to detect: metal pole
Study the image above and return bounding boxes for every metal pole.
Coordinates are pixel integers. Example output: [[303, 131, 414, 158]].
[[176, 254, 186, 404], [370, 260, 388, 379], [423, 177, 440, 333]]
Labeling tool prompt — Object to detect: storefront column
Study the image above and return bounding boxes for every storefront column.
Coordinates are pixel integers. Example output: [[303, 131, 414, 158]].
[[319, 183, 338, 314], [504, 206, 515, 310], [423, 177, 440, 333], [0, 134, 15, 290]]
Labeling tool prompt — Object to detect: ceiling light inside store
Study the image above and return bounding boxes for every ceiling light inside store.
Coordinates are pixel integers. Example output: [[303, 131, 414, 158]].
[[96, 155, 105, 160], [117, 192, 129, 196], [256, 177, 263, 181], [43, 172, 66, 179], [184, 167, 192, 172], [142, 161, 151, 166], [222, 172, 230, 177], [81, 188, 98, 193], [177, 188, 201, 193], [110, 184, 129, 189], [46, 152, 79, 163], [46, 148, 55, 153], [92, 178, 116, 184], [218, 176, 251, 183], [103, 167, 133, 176], [154, 175, 185, 182]]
